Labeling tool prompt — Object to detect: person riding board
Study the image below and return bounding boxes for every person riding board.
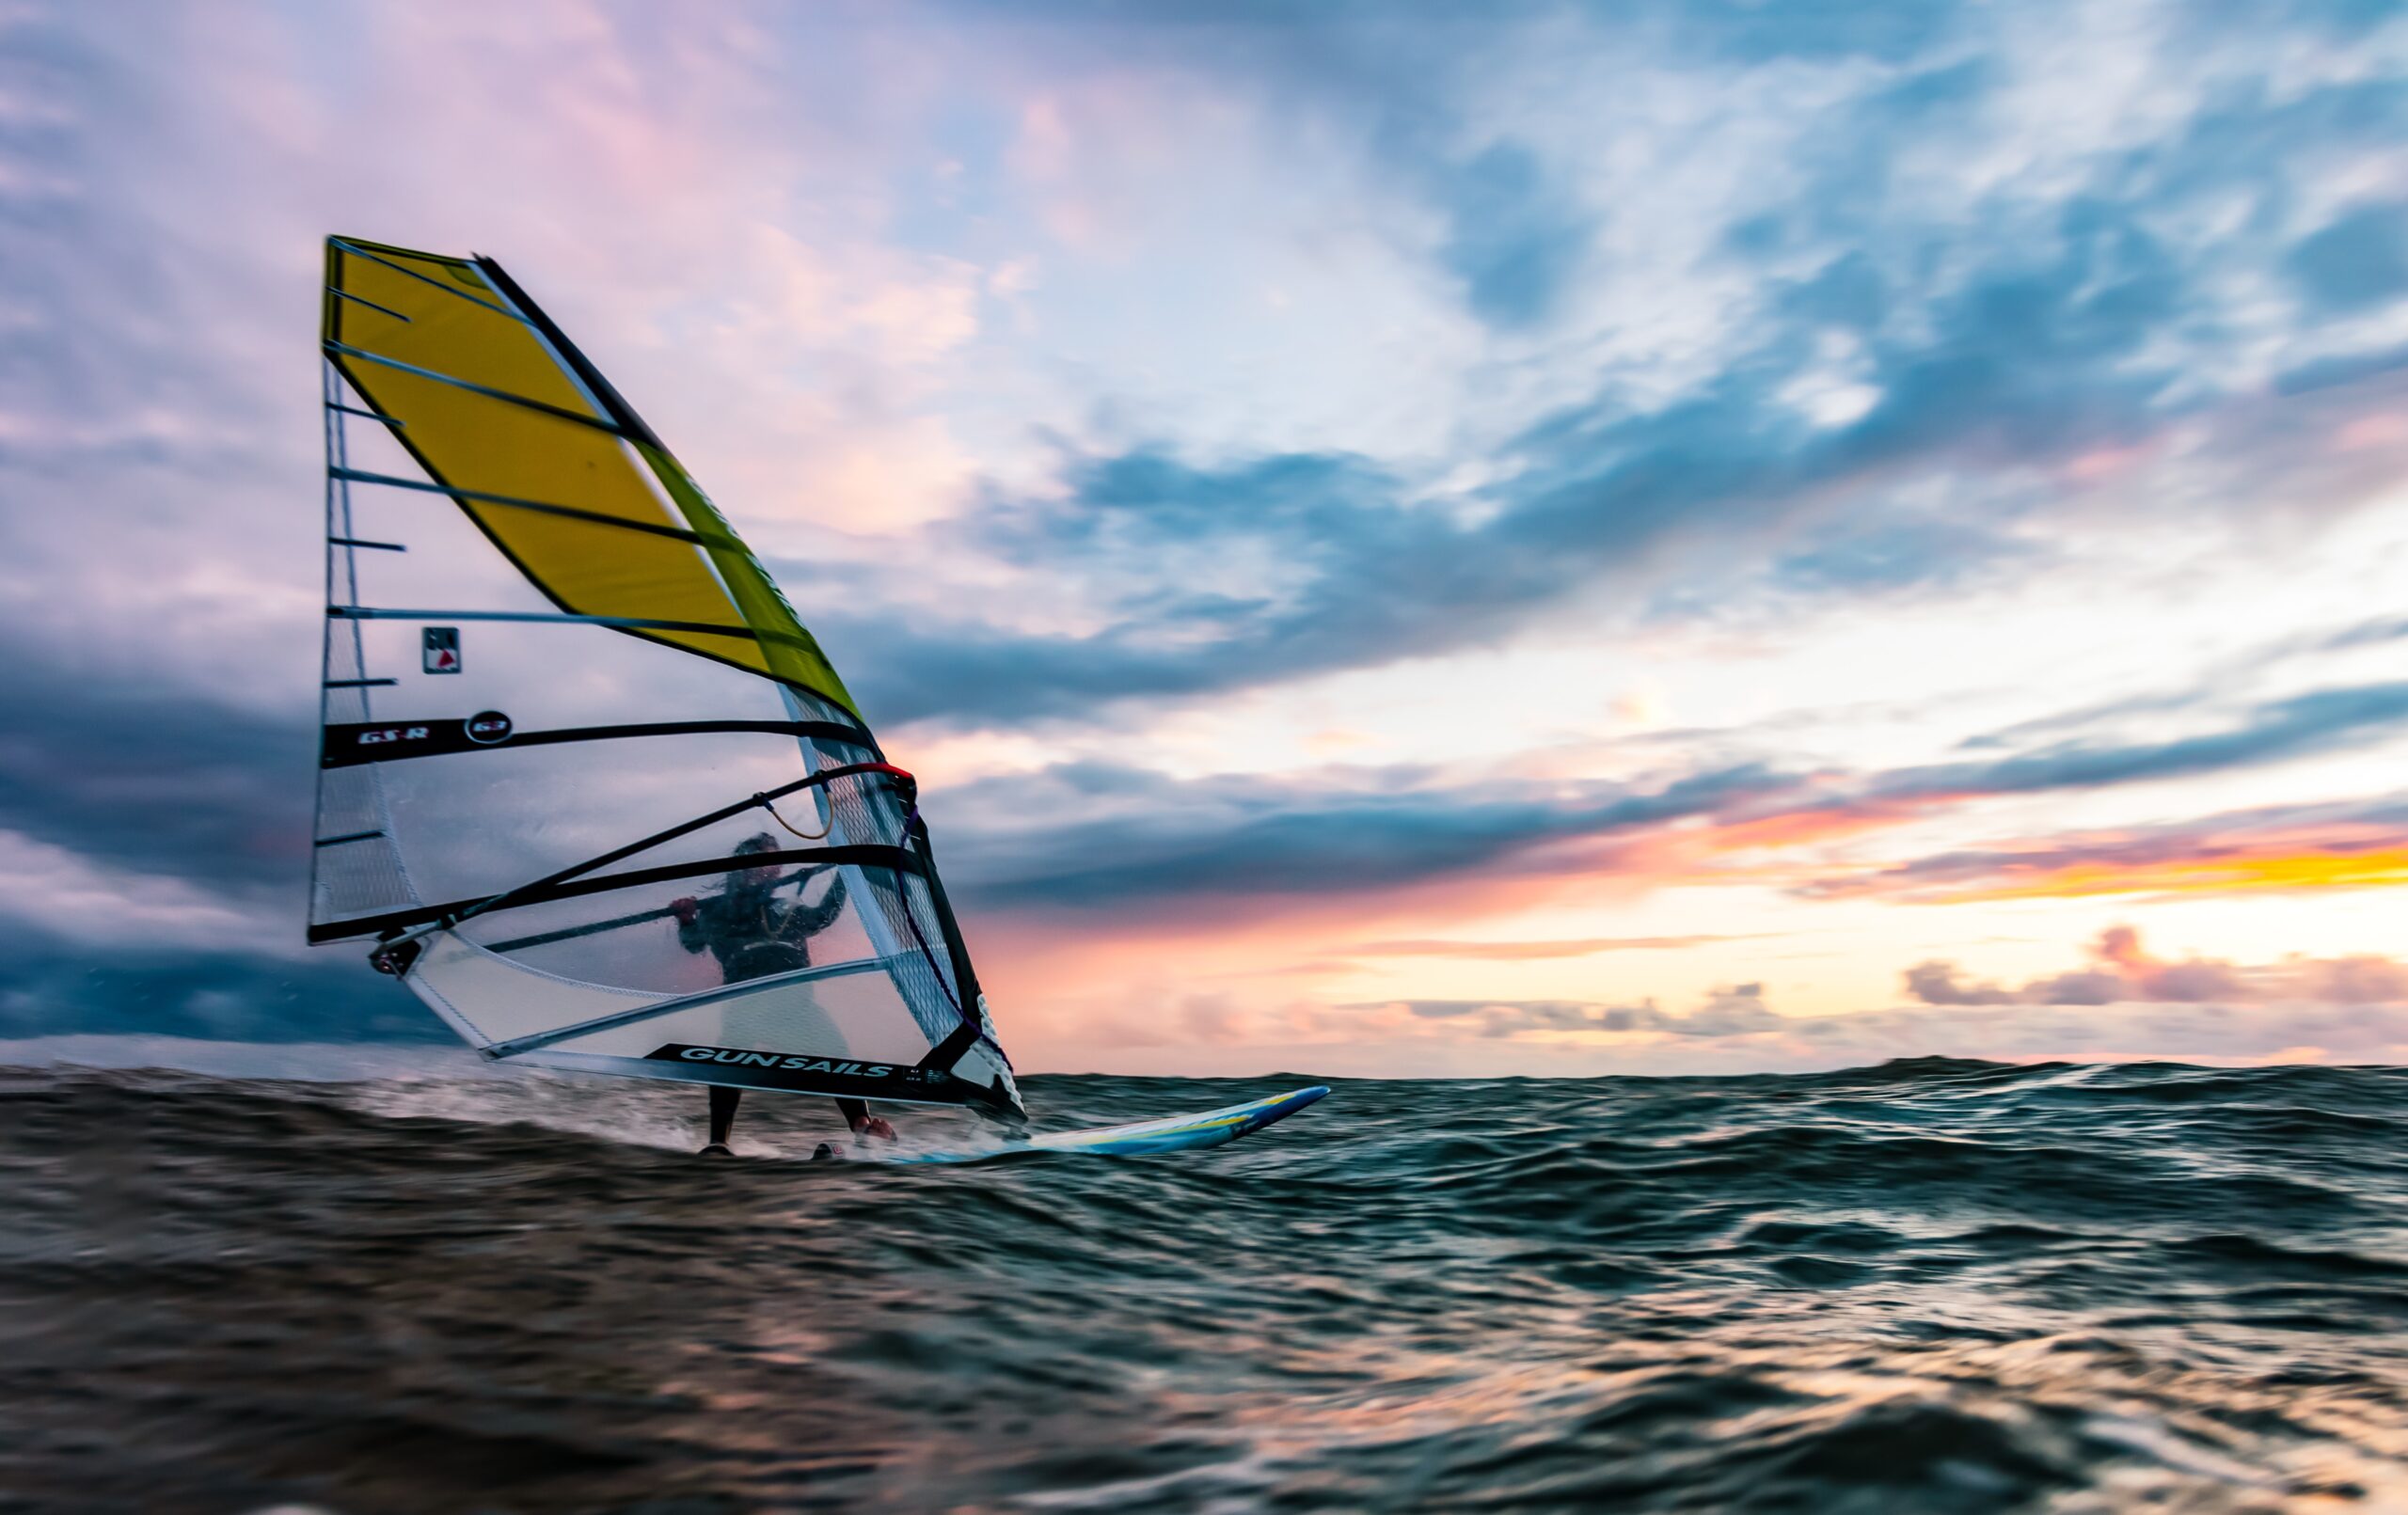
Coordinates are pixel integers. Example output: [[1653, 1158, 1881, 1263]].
[[670, 832, 896, 1155]]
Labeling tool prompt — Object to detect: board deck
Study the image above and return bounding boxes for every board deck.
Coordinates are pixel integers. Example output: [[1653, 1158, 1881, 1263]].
[[855, 1084, 1330, 1165]]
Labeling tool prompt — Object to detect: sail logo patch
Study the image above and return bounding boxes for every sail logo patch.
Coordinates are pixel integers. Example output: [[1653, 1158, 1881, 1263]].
[[648, 1043, 896, 1078], [465, 710, 514, 745], [422, 626, 461, 674], [356, 726, 432, 747]]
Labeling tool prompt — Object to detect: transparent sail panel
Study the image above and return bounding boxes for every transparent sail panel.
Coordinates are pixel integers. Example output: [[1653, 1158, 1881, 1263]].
[[458, 864, 875, 997], [310, 366, 418, 926]]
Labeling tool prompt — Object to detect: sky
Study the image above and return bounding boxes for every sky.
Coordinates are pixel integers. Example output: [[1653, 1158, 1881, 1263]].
[[4, 0, 2407, 1079]]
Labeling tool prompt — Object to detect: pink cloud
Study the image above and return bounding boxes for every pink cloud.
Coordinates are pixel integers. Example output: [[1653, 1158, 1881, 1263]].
[[1906, 925, 2408, 1008]]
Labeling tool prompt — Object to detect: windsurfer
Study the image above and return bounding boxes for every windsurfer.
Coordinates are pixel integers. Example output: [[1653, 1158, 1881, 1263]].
[[670, 832, 896, 1155]]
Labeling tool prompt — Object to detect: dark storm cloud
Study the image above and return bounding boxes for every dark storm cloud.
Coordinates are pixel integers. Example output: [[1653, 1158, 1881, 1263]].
[[0, 923, 437, 1045], [0, 636, 318, 898]]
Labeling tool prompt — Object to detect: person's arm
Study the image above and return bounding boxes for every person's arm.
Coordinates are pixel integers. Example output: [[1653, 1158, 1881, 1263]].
[[670, 896, 705, 953], [786, 872, 848, 936]]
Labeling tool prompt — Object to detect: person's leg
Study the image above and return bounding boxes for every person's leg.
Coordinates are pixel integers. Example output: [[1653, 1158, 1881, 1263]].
[[835, 1097, 895, 1140], [705, 1084, 742, 1153]]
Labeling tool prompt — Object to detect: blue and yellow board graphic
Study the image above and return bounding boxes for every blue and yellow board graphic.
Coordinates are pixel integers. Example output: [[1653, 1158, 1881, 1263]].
[[866, 1085, 1330, 1165]]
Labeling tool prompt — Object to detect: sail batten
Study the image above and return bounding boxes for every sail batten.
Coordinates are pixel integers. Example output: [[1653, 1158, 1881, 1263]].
[[331, 467, 744, 546], [308, 235, 1019, 1119]]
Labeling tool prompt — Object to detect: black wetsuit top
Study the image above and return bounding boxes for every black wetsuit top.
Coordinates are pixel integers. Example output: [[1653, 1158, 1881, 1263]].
[[677, 873, 848, 983]]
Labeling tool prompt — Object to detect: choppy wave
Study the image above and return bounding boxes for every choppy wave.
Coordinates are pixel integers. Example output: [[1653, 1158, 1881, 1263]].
[[5, 1056, 2407, 1511]]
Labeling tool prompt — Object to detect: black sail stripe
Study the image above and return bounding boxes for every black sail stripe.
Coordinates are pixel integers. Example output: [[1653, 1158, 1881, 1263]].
[[320, 718, 880, 768]]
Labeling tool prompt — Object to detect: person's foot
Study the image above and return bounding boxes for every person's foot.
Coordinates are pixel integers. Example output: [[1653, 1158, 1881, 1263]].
[[698, 1142, 735, 1158], [850, 1115, 896, 1142], [811, 1142, 841, 1161]]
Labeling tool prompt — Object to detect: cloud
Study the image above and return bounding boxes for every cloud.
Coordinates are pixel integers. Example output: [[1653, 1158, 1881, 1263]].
[[1902, 961, 2021, 1006], [1904, 925, 2408, 1008], [2286, 201, 2408, 315], [1807, 793, 2408, 904], [1353, 981, 1783, 1040], [1769, 513, 2038, 596], [743, 25, 2408, 730], [0, 643, 318, 902], [1769, 999, 2408, 1070], [1340, 934, 1756, 960], [832, 252, 2408, 733], [1874, 682, 2408, 802], [5, 0, 2407, 1066], [0, 917, 439, 1045], [1318, 969, 2408, 1076], [0, 829, 281, 952], [941, 671, 2408, 919], [937, 757, 1792, 913], [1430, 141, 1594, 330], [1955, 613, 2408, 753]]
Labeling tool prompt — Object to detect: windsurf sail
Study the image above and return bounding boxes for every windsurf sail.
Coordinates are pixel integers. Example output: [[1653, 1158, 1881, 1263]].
[[307, 236, 1019, 1117]]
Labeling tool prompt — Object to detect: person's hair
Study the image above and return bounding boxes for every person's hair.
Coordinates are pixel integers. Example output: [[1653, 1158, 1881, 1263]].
[[717, 831, 783, 895]]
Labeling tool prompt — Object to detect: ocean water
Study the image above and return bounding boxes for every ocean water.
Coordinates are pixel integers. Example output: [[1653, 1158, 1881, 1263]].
[[6, 1057, 2408, 1513]]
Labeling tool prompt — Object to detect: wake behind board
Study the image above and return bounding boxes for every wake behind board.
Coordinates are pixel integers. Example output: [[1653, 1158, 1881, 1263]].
[[853, 1085, 1329, 1165]]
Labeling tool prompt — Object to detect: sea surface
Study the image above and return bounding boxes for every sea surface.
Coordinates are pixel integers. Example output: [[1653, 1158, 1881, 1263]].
[[6, 1057, 2408, 1513]]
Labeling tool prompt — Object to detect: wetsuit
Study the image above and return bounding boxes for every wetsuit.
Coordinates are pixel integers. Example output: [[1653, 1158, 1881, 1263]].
[[676, 872, 848, 982]]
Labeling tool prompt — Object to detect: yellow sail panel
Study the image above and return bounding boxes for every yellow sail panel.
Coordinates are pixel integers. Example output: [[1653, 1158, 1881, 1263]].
[[635, 440, 859, 710], [326, 242, 594, 416], [321, 237, 857, 715]]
